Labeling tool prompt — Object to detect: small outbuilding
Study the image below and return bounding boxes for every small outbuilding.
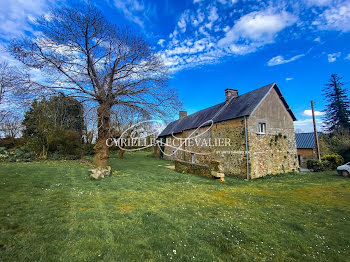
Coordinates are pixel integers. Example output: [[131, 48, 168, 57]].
[[295, 132, 322, 167]]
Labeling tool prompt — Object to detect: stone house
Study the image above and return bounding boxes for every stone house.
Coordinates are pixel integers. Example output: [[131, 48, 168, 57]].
[[295, 132, 322, 168], [157, 83, 298, 179]]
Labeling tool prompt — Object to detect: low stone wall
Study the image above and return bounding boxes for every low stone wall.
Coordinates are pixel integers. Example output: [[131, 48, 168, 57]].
[[175, 160, 211, 177]]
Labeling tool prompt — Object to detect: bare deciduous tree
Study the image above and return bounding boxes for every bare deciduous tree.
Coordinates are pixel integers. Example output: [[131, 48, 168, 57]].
[[0, 60, 32, 123], [10, 3, 180, 166], [110, 105, 152, 158], [0, 113, 22, 138]]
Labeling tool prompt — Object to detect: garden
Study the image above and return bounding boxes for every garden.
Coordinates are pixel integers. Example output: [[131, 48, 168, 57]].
[[1, 152, 349, 261]]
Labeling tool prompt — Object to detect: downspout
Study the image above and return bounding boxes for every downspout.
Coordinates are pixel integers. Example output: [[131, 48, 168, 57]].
[[244, 116, 250, 180]]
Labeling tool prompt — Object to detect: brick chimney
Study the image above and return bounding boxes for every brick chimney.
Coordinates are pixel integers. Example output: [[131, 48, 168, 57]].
[[179, 111, 187, 120], [225, 88, 238, 102]]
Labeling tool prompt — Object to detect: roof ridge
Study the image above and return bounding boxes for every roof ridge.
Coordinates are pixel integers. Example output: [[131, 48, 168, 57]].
[[179, 101, 225, 122], [158, 82, 292, 137], [180, 83, 275, 121], [296, 132, 322, 134]]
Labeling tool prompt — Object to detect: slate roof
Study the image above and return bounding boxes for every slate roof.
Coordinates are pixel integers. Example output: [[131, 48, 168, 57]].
[[295, 132, 322, 149], [159, 83, 296, 137]]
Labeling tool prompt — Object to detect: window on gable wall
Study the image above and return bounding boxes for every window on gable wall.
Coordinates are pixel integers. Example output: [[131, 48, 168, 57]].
[[258, 122, 266, 134]]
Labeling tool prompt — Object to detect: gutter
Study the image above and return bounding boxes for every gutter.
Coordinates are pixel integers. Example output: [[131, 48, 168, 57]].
[[244, 116, 250, 180]]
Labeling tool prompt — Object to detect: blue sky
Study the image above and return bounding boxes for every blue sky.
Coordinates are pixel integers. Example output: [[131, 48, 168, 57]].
[[0, 0, 349, 132]]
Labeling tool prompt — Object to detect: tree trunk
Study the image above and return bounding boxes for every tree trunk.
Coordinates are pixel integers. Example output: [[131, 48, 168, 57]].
[[118, 149, 125, 158], [93, 103, 111, 166]]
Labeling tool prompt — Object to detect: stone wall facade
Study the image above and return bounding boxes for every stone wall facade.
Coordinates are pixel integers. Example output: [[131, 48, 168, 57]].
[[210, 118, 248, 178], [160, 118, 248, 178], [297, 148, 315, 168], [247, 88, 298, 178]]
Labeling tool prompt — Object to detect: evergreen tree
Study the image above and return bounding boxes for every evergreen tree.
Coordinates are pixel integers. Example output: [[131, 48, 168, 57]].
[[323, 74, 350, 131], [22, 95, 84, 138], [22, 95, 85, 157]]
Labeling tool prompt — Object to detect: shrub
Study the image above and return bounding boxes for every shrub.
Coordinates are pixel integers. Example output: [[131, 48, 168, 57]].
[[321, 160, 332, 171], [13, 138, 25, 149], [22, 152, 35, 160], [0, 147, 6, 153], [64, 155, 81, 160], [0, 137, 15, 148], [321, 154, 344, 170], [319, 130, 350, 163], [47, 128, 82, 157], [50, 152, 61, 160], [0, 137, 25, 149], [0, 148, 36, 162], [82, 143, 95, 156], [307, 159, 324, 172], [23, 137, 46, 156], [0, 152, 9, 161], [14, 149, 25, 158]]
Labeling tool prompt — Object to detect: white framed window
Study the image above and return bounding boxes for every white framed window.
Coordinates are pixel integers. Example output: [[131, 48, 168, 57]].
[[258, 122, 266, 134]]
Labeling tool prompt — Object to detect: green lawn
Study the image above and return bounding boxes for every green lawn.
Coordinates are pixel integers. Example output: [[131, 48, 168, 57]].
[[0, 152, 349, 261]]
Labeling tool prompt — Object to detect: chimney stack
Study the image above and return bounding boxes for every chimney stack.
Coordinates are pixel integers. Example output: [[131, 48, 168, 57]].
[[179, 111, 187, 120], [225, 88, 238, 102]]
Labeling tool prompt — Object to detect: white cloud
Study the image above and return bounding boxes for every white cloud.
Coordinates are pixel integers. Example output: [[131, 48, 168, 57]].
[[114, 0, 149, 27], [217, 0, 238, 5], [267, 54, 304, 66], [345, 53, 350, 60], [302, 110, 325, 116], [157, 39, 165, 47], [294, 118, 325, 133], [304, 0, 332, 7], [177, 10, 190, 33], [159, 6, 299, 72], [218, 9, 297, 48], [313, 1, 350, 32], [314, 36, 321, 42], [286, 77, 293, 81], [191, 10, 205, 27], [208, 6, 219, 22], [204, 6, 219, 30], [0, 0, 52, 39], [328, 52, 341, 62]]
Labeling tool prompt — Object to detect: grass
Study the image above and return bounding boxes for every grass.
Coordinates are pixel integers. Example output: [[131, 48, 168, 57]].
[[0, 152, 349, 261]]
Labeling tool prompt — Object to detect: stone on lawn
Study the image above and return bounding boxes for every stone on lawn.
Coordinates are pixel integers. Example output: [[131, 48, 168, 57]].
[[90, 166, 111, 179]]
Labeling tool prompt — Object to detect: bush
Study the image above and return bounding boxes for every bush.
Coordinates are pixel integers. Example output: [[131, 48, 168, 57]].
[[14, 149, 25, 158], [50, 152, 61, 160], [306, 155, 343, 172], [321, 154, 344, 170], [22, 152, 35, 160], [319, 130, 350, 163], [47, 128, 82, 158], [0, 137, 15, 148], [64, 155, 81, 160], [0, 147, 6, 154], [0, 151, 9, 161], [0, 148, 36, 162], [22, 128, 83, 159], [321, 160, 332, 170], [0, 137, 25, 149], [307, 159, 324, 172], [82, 143, 95, 156], [23, 137, 46, 156]]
